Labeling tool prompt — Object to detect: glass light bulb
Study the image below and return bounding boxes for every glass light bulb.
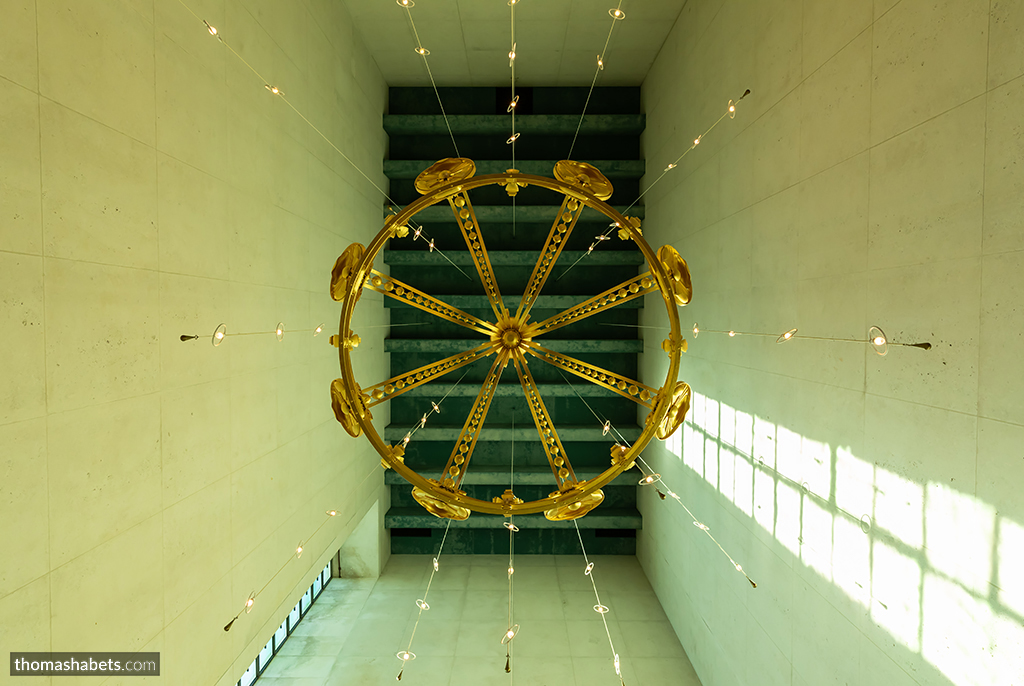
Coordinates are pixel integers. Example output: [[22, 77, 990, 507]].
[[873, 336, 885, 345], [215, 332, 224, 339], [508, 566, 514, 575], [296, 544, 303, 558], [729, 105, 735, 112], [326, 510, 338, 516], [735, 564, 743, 572], [314, 324, 323, 335], [694, 137, 701, 146], [728, 331, 736, 337], [433, 557, 439, 571]]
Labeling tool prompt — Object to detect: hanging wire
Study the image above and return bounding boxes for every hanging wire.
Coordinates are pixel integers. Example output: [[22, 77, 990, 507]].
[[399, 1, 460, 156], [220, 461, 383, 640], [509, 0, 518, 238], [387, 207, 475, 282], [399, 369, 472, 448], [635, 456, 757, 589], [557, 91, 750, 282], [573, 520, 625, 685], [172, 0, 406, 210], [567, 0, 625, 159], [397, 518, 455, 680], [503, 411, 518, 678]]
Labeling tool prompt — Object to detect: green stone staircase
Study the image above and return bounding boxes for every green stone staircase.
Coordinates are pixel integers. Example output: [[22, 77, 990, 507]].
[[381, 87, 646, 555]]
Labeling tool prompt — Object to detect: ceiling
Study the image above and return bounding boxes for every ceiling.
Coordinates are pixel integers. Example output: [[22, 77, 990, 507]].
[[341, 0, 688, 86]]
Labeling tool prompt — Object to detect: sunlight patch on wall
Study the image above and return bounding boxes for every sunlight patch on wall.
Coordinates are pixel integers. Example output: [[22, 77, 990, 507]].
[[874, 466, 924, 549], [871, 538, 922, 652], [656, 390, 1024, 686], [833, 514, 871, 607], [835, 446, 873, 515], [801, 496, 835, 579], [926, 482, 995, 596], [997, 517, 1024, 618]]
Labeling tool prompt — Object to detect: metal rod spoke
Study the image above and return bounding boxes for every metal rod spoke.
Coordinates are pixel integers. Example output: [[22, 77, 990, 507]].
[[439, 349, 511, 490], [511, 349, 578, 489], [365, 269, 497, 336], [515, 195, 588, 322], [365, 342, 500, 408], [448, 191, 508, 321], [526, 344, 658, 408], [526, 272, 657, 337]]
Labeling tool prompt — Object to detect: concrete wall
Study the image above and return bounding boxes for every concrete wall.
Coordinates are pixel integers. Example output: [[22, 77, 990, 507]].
[[637, 1, 1024, 686], [0, 0, 390, 684]]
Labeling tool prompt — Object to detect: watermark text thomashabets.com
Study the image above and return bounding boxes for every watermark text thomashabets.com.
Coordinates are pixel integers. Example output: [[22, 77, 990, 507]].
[[10, 653, 160, 676]]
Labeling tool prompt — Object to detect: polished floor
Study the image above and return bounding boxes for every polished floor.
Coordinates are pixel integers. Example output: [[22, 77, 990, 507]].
[[259, 554, 701, 686]]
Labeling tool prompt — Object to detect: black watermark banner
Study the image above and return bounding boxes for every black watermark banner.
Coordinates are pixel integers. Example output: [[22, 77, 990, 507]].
[[10, 653, 160, 676]]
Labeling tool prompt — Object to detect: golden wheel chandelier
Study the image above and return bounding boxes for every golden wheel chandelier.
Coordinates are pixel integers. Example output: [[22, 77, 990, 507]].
[[329, 158, 693, 521]]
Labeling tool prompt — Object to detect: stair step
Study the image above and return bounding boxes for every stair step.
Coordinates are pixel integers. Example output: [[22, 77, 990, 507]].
[[397, 382, 633, 398], [383, 114, 645, 135], [384, 339, 643, 354], [384, 249, 644, 267], [385, 467, 633, 485], [383, 424, 642, 442], [383, 294, 642, 310], [384, 159, 646, 179], [385, 506, 642, 529], [402, 204, 644, 223]]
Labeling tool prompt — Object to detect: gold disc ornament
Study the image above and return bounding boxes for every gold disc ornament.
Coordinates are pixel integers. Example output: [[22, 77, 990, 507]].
[[655, 382, 692, 440], [414, 158, 476, 195], [330, 378, 371, 438], [412, 482, 471, 520], [543, 488, 606, 521], [331, 243, 365, 302], [553, 160, 614, 200], [657, 244, 693, 306]]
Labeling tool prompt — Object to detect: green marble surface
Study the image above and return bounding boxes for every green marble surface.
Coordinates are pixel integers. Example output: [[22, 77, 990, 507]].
[[383, 159, 646, 179], [383, 338, 644, 353], [383, 113, 645, 135], [402, 204, 645, 223]]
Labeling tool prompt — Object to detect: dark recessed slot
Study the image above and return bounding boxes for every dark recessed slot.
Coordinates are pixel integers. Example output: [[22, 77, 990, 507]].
[[594, 528, 637, 538], [391, 528, 433, 537]]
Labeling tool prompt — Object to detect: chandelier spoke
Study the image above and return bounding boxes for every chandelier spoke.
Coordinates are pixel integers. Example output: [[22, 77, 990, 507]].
[[366, 269, 497, 336], [448, 190, 507, 321], [524, 271, 657, 337], [511, 349, 579, 490], [524, 343, 657, 408], [365, 341, 500, 408], [514, 195, 587, 323], [439, 349, 511, 490]]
